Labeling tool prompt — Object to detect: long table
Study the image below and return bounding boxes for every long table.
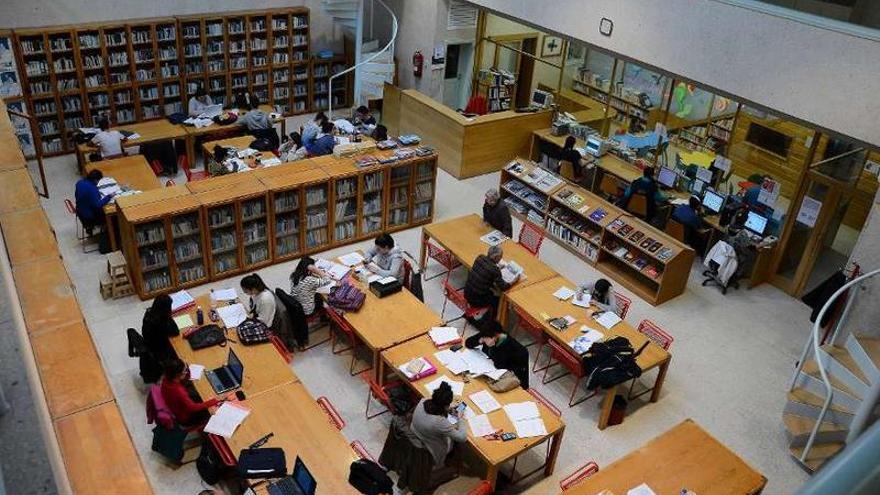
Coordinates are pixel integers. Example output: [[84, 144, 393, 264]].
[[381, 335, 565, 492], [561, 419, 766, 494], [85, 155, 163, 251], [504, 276, 671, 430]]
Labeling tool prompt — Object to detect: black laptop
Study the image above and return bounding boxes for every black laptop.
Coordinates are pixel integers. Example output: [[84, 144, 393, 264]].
[[267, 456, 317, 495], [205, 348, 244, 394]]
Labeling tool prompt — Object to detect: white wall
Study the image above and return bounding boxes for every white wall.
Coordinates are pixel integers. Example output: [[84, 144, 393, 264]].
[[466, 0, 880, 147], [845, 189, 880, 338], [0, 0, 343, 51]]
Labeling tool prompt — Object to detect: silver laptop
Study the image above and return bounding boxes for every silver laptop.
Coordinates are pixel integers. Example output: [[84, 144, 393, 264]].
[[205, 349, 244, 394]]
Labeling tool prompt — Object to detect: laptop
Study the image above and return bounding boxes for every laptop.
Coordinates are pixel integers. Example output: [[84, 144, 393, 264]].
[[744, 210, 768, 236], [267, 457, 317, 495], [197, 104, 224, 119], [205, 349, 244, 394]]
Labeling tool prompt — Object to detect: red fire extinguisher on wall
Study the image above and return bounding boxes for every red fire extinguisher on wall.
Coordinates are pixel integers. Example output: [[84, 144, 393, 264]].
[[412, 51, 424, 78]]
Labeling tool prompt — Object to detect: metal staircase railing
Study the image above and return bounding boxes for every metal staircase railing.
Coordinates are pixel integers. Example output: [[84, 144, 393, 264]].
[[789, 266, 880, 463], [328, 0, 397, 117]]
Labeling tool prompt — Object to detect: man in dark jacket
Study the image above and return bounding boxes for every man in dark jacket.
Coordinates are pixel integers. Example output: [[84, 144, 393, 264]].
[[464, 245, 518, 315], [465, 320, 529, 389], [75, 169, 114, 233], [482, 188, 512, 237]]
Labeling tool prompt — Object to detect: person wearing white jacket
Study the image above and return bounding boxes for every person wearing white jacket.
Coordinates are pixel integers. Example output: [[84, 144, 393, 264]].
[[704, 240, 738, 286]]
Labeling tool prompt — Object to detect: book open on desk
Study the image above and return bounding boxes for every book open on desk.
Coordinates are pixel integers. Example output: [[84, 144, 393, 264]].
[[169, 289, 195, 313], [501, 260, 524, 285], [399, 356, 437, 381], [480, 230, 507, 247]]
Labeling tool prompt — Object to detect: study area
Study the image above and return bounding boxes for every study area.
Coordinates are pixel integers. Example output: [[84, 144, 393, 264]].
[[0, 1, 879, 495]]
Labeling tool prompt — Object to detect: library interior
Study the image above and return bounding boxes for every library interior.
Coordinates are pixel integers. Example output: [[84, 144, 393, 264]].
[[0, 1, 879, 494]]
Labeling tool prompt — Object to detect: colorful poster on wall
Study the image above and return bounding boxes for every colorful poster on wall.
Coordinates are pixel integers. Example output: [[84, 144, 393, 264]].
[[796, 196, 822, 228], [757, 177, 781, 208], [6, 100, 35, 157], [0, 36, 22, 98]]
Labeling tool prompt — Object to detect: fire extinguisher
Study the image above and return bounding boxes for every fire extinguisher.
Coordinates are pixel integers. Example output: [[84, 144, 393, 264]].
[[412, 51, 424, 78]]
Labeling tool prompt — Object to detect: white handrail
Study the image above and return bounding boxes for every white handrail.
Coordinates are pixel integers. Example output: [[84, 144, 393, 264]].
[[328, 0, 398, 116], [796, 267, 880, 463]]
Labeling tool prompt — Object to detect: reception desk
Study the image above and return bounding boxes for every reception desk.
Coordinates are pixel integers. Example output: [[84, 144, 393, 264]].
[[385, 87, 552, 178]]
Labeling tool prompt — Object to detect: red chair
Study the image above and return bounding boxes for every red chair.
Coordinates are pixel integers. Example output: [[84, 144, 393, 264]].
[[613, 291, 632, 319], [350, 440, 377, 462], [328, 307, 371, 376], [269, 335, 293, 363], [424, 241, 461, 281], [316, 396, 346, 430], [513, 306, 551, 372], [401, 258, 413, 291], [543, 339, 597, 407], [466, 480, 493, 495], [527, 388, 561, 418], [441, 277, 491, 334], [628, 319, 673, 400], [65, 198, 98, 253], [165, 179, 176, 187], [149, 159, 164, 176], [559, 461, 599, 491], [180, 154, 208, 182], [518, 222, 545, 256], [361, 372, 407, 420]]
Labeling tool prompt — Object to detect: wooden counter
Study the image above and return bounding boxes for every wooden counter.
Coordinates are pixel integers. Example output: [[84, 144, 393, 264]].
[[389, 88, 552, 178], [0, 207, 59, 266], [0, 169, 39, 214], [13, 258, 82, 334]]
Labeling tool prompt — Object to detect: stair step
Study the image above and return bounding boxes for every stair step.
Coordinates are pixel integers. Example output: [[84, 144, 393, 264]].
[[822, 344, 870, 384], [788, 388, 854, 415], [789, 442, 845, 472], [783, 413, 848, 445], [853, 334, 880, 376], [802, 359, 862, 399], [361, 39, 380, 53]]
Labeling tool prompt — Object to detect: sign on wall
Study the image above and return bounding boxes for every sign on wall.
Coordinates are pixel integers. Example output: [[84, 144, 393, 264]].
[[757, 177, 781, 208], [0, 35, 22, 98]]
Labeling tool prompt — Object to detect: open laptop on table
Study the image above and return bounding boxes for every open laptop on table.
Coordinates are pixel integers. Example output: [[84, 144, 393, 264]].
[[205, 348, 244, 394], [267, 456, 317, 495]]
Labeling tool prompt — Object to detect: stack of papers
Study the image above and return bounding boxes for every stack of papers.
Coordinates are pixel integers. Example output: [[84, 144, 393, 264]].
[[203, 402, 251, 438], [188, 364, 205, 380], [97, 177, 121, 197], [216, 303, 247, 328], [504, 401, 547, 438], [501, 260, 525, 285], [468, 390, 501, 414], [338, 252, 365, 267], [173, 314, 195, 329], [170, 290, 196, 313], [184, 117, 214, 128], [315, 258, 351, 280], [424, 375, 465, 396], [434, 349, 469, 375], [572, 292, 591, 308], [429, 327, 461, 347], [480, 230, 507, 246], [553, 286, 576, 300], [595, 311, 622, 330], [468, 414, 496, 437], [211, 288, 238, 302]]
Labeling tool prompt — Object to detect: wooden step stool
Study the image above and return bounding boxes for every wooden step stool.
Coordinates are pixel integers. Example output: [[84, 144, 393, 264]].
[[107, 251, 133, 299]]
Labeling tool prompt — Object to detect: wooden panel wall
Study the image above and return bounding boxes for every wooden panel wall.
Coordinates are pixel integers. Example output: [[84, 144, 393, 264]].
[[843, 150, 880, 229]]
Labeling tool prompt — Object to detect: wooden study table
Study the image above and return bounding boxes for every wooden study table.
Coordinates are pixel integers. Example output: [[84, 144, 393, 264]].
[[223, 383, 361, 495], [75, 119, 188, 171], [503, 276, 671, 430], [201, 134, 280, 176], [85, 155, 163, 251], [381, 334, 565, 491], [562, 419, 766, 494], [184, 105, 284, 166], [169, 293, 298, 399]]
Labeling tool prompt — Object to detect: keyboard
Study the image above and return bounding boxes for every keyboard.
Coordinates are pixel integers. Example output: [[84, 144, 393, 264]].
[[268, 477, 302, 495]]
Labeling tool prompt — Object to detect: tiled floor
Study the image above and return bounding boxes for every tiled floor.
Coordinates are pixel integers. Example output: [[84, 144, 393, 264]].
[[27, 146, 813, 494]]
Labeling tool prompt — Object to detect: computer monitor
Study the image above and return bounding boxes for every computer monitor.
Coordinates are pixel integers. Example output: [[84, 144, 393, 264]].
[[695, 166, 713, 184], [701, 189, 725, 214], [228, 349, 244, 383], [530, 89, 552, 108], [293, 457, 317, 495], [744, 210, 768, 236], [657, 167, 677, 188], [690, 179, 706, 195]]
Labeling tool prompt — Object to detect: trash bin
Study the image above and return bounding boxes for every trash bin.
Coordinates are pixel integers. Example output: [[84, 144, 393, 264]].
[[607, 394, 627, 426]]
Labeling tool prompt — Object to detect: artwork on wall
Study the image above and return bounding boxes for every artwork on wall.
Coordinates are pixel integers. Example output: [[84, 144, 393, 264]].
[[541, 35, 563, 57], [0, 36, 22, 98], [6, 99, 35, 157]]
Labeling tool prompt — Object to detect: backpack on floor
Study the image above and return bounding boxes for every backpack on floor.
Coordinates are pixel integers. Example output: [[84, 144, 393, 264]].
[[196, 440, 222, 485], [348, 459, 393, 495], [328, 280, 366, 312]]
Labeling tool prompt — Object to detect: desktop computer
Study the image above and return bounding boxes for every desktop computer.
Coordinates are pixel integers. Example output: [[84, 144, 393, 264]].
[[701, 189, 725, 215], [744, 210, 768, 236], [657, 166, 677, 189]]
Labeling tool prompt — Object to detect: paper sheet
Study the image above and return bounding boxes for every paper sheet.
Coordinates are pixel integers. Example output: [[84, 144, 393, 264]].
[[367, 274, 382, 283], [469, 390, 501, 414], [434, 350, 469, 375], [189, 364, 205, 380], [338, 252, 366, 267], [173, 314, 195, 329], [377, 276, 397, 284], [216, 303, 247, 328], [429, 327, 461, 346], [316, 280, 336, 295], [211, 288, 238, 301], [553, 286, 576, 301], [627, 484, 658, 495], [260, 157, 281, 167], [169, 290, 195, 312], [203, 402, 251, 438], [503, 402, 540, 422], [485, 368, 508, 381], [460, 348, 497, 376], [572, 292, 591, 308], [581, 328, 605, 342], [316, 259, 351, 280], [479, 230, 507, 247], [424, 375, 465, 396], [127, 132, 141, 140], [468, 414, 496, 437], [513, 418, 547, 438], [596, 311, 622, 330]]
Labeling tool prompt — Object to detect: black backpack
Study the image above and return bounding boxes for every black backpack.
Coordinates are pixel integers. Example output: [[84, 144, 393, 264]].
[[348, 459, 393, 495], [582, 337, 647, 390], [188, 324, 226, 350], [196, 440, 222, 485]]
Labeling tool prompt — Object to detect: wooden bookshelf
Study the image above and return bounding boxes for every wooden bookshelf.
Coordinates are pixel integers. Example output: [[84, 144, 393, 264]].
[[118, 150, 439, 299], [10, 7, 352, 157], [499, 158, 694, 305]]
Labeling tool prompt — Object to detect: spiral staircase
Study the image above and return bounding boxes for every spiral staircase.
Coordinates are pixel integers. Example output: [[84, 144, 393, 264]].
[[321, 0, 397, 113]]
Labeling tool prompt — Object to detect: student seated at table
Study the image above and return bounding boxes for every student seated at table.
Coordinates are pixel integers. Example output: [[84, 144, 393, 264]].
[[559, 135, 586, 181], [354, 105, 377, 127], [160, 358, 226, 427], [464, 320, 529, 389], [140, 294, 180, 383], [621, 166, 667, 222], [91, 117, 127, 159], [75, 169, 115, 234], [578, 278, 624, 317], [289, 256, 330, 317], [372, 124, 388, 141], [482, 188, 512, 238], [672, 195, 708, 251], [464, 245, 519, 317], [306, 121, 336, 157], [240, 274, 277, 328], [364, 233, 404, 279], [411, 382, 467, 468], [187, 87, 214, 117], [301, 112, 327, 148], [237, 98, 279, 149], [278, 132, 307, 162]]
